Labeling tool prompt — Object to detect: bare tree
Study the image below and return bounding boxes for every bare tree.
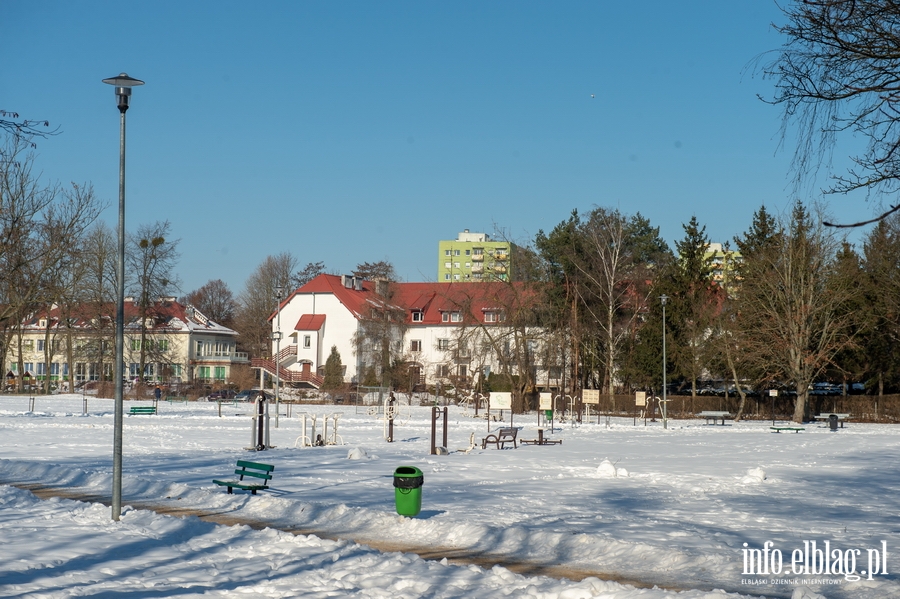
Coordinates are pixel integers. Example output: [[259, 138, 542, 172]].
[[738, 202, 857, 423], [764, 1, 900, 223], [234, 252, 298, 358], [0, 110, 59, 154], [126, 221, 181, 379], [78, 223, 117, 383], [354, 260, 397, 281], [352, 277, 408, 389], [181, 279, 236, 326]]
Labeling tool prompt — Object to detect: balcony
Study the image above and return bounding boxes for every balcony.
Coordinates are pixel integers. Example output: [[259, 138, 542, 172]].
[[471, 264, 484, 273], [493, 265, 508, 273], [471, 254, 484, 262], [494, 253, 508, 261]]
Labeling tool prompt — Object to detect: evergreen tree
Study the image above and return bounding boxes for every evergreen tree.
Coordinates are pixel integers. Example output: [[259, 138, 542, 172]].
[[323, 345, 343, 391]]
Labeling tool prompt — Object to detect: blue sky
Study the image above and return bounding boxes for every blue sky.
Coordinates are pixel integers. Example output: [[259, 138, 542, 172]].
[[1, 2, 872, 296]]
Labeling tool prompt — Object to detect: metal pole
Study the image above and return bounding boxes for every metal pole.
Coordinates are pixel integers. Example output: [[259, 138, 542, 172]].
[[275, 292, 281, 428], [111, 107, 127, 521], [661, 295, 668, 430]]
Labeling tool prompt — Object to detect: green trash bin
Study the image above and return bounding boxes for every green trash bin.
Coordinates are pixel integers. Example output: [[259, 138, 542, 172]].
[[545, 409, 553, 420], [393, 466, 423, 517]]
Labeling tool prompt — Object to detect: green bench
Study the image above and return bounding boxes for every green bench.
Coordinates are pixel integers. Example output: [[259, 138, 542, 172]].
[[770, 426, 804, 433], [129, 406, 157, 415], [213, 460, 275, 495]]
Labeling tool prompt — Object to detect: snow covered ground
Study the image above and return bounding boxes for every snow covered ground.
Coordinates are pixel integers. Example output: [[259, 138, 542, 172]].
[[1, 394, 897, 598]]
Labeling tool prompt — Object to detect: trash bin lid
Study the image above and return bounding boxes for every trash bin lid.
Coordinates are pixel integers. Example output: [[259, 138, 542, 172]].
[[394, 465, 423, 477], [393, 465, 423, 488]]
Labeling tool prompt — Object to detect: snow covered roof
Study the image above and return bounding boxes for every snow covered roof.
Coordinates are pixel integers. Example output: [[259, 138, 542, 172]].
[[21, 299, 237, 337]]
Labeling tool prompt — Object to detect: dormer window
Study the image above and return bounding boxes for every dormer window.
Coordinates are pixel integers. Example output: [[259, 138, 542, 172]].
[[412, 310, 424, 322]]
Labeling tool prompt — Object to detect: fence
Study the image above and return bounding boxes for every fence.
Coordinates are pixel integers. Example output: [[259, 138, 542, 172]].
[[581, 393, 900, 423]]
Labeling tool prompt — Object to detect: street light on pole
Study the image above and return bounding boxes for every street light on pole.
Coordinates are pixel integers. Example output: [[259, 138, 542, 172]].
[[660, 294, 669, 430], [102, 72, 144, 522], [274, 286, 284, 428]]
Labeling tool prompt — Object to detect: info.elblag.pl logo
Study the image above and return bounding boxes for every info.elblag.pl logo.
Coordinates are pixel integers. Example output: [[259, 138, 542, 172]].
[[741, 540, 889, 582]]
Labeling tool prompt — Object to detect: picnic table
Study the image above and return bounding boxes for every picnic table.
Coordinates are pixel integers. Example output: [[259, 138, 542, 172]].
[[697, 411, 731, 425]]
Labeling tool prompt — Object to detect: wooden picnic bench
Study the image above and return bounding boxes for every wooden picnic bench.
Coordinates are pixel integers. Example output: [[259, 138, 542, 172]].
[[520, 428, 562, 446], [129, 406, 157, 415], [697, 411, 731, 425], [212, 460, 275, 495], [482, 427, 518, 449], [770, 426, 804, 433], [815, 412, 850, 428]]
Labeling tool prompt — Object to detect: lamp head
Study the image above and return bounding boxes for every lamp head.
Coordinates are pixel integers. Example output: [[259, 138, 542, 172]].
[[102, 73, 144, 113], [660, 294, 668, 306]]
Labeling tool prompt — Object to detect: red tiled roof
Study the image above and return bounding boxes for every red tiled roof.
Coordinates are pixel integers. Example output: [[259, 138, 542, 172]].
[[292, 275, 530, 325], [294, 314, 326, 331]]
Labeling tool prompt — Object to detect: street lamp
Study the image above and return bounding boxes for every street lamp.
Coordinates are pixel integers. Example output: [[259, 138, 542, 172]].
[[660, 294, 669, 430], [102, 72, 144, 522], [274, 286, 284, 428]]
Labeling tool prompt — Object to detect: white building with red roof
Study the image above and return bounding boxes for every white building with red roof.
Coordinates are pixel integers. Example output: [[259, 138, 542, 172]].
[[254, 273, 554, 392], [5, 298, 246, 390]]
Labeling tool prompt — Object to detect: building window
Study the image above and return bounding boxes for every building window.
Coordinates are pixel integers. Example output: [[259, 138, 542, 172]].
[[157, 339, 169, 351], [214, 366, 226, 380], [441, 312, 449, 322], [410, 339, 422, 352], [454, 262, 460, 268], [465, 249, 471, 255], [445, 262, 451, 268], [458, 365, 467, 379], [454, 250, 461, 256], [445, 249, 451, 256], [484, 311, 497, 323], [437, 338, 450, 350], [412, 311, 423, 322], [36, 363, 46, 376], [303, 335, 311, 349], [37, 340, 45, 352], [453, 274, 460, 280], [444, 274, 450, 280], [198, 366, 210, 379], [450, 311, 462, 322], [24, 363, 34, 376], [436, 364, 450, 377]]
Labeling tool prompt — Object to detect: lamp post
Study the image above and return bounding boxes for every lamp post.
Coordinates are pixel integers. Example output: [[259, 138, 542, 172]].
[[660, 294, 669, 430], [274, 286, 284, 428], [102, 72, 144, 522]]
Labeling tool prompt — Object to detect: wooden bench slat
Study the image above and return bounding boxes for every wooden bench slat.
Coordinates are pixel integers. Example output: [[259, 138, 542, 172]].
[[236, 460, 275, 471], [232, 469, 272, 480], [214, 460, 275, 495], [482, 427, 518, 449]]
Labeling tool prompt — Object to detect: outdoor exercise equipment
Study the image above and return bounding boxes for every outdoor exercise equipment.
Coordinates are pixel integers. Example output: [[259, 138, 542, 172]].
[[430, 406, 448, 455], [246, 394, 271, 451], [294, 412, 343, 448]]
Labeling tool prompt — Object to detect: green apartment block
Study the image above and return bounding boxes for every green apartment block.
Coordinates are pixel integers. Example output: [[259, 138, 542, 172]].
[[437, 230, 512, 282]]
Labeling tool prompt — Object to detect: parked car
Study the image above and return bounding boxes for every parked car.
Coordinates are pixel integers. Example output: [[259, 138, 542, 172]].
[[234, 389, 270, 402], [206, 389, 236, 401]]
